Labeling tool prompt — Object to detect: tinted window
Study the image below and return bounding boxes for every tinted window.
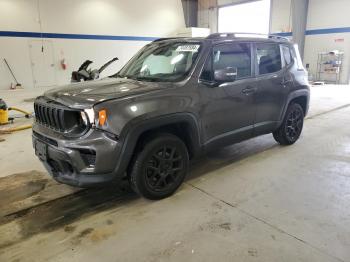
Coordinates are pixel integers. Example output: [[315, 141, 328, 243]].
[[256, 43, 282, 74], [281, 45, 292, 66], [212, 43, 252, 79]]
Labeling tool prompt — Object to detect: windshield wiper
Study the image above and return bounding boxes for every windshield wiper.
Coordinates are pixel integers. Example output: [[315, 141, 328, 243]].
[[114, 74, 160, 82], [134, 76, 159, 82]]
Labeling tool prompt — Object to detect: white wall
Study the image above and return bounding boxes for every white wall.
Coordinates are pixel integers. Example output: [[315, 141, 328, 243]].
[[198, 0, 218, 32], [0, 0, 185, 89], [304, 0, 350, 84], [270, 0, 292, 33], [271, 0, 350, 84]]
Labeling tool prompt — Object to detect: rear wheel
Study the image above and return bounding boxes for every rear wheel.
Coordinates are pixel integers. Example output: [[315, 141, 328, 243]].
[[273, 103, 304, 145], [129, 133, 189, 200]]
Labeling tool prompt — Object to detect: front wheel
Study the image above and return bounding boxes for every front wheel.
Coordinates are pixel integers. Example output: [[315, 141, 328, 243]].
[[273, 103, 304, 145], [129, 133, 189, 200]]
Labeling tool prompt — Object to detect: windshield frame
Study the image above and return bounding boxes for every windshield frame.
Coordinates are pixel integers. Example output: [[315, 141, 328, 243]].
[[114, 40, 203, 83]]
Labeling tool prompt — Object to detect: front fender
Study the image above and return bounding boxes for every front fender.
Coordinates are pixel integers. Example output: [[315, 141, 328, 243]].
[[93, 89, 198, 135], [112, 112, 202, 177]]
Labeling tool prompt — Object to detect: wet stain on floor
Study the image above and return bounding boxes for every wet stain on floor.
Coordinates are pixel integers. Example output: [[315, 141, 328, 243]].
[[219, 222, 231, 231], [0, 181, 135, 249], [0, 171, 80, 218], [71, 228, 95, 245], [0, 171, 48, 209], [64, 225, 77, 233], [0, 179, 47, 206]]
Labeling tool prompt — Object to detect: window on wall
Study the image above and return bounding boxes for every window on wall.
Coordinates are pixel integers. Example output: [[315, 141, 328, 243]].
[[218, 0, 271, 34]]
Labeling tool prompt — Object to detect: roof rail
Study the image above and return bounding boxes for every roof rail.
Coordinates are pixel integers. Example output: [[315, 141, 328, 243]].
[[152, 37, 184, 42], [206, 32, 290, 41]]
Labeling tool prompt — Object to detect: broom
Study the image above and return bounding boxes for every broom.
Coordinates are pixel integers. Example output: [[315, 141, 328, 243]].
[[3, 58, 22, 89]]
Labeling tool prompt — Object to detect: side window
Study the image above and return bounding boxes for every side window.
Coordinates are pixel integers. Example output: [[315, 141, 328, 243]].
[[213, 43, 252, 79], [256, 43, 282, 75], [281, 45, 292, 66], [200, 43, 251, 81]]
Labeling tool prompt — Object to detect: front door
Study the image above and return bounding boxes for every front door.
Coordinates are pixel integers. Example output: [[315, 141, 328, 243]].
[[198, 42, 257, 148]]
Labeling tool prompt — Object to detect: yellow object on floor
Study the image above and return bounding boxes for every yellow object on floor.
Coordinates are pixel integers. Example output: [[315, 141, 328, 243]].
[[9, 107, 31, 118], [0, 124, 32, 134], [0, 109, 9, 125]]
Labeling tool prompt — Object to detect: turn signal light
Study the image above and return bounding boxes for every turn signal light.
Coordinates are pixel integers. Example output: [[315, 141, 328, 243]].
[[98, 109, 107, 126]]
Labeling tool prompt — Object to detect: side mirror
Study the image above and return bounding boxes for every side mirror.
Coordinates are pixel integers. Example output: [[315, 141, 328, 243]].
[[214, 67, 237, 83]]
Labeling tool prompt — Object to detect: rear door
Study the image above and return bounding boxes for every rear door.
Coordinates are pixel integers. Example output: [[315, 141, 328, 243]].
[[253, 42, 292, 134]]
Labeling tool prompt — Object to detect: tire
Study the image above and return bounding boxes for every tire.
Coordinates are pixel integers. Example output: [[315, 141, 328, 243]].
[[129, 133, 189, 200], [273, 103, 304, 145]]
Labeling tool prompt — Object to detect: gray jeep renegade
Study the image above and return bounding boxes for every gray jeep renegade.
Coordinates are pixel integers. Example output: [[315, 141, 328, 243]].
[[33, 33, 310, 199]]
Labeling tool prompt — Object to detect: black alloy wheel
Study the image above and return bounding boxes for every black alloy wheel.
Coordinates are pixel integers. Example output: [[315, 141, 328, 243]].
[[273, 103, 304, 145], [285, 106, 303, 142], [129, 133, 189, 200], [144, 145, 184, 192]]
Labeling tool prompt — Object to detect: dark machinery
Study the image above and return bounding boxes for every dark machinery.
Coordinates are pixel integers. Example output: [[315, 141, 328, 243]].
[[71, 57, 119, 82]]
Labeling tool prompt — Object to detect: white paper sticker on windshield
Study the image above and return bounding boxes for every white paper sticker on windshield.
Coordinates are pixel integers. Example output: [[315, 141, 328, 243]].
[[176, 45, 200, 52]]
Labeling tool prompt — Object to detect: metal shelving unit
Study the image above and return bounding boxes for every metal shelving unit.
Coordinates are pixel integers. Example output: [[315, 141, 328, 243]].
[[316, 51, 344, 84]]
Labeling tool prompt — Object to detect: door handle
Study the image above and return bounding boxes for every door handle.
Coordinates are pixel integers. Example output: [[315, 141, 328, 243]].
[[242, 87, 257, 95]]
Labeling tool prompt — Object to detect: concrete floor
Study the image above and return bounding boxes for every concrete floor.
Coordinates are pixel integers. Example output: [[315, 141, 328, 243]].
[[0, 85, 349, 262]]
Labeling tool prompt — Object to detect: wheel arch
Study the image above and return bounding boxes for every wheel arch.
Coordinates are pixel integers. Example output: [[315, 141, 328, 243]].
[[114, 113, 202, 176], [281, 89, 310, 121]]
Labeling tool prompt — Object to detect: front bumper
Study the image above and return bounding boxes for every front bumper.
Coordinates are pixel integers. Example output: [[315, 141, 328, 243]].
[[32, 124, 124, 187]]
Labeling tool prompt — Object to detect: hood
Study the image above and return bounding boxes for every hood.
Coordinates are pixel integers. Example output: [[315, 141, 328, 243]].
[[43, 77, 168, 109]]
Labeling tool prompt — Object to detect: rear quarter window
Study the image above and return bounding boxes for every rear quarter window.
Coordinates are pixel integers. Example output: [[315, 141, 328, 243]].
[[281, 45, 292, 66], [292, 44, 305, 70]]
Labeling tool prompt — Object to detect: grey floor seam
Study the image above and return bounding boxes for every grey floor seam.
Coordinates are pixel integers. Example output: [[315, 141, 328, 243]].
[[306, 104, 350, 120]]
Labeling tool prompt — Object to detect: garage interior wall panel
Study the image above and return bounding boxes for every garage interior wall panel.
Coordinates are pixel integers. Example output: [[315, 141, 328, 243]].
[[0, 0, 185, 89], [198, 0, 218, 32], [291, 0, 308, 58], [304, 0, 350, 84], [272, 0, 350, 84], [270, 0, 292, 33]]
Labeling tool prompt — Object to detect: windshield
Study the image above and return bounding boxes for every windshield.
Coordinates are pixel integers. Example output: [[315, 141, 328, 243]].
[[117, 41, 202, 82]]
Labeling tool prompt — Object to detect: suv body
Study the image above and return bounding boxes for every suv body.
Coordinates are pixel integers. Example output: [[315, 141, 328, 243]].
[[33, 33, 310, 199]]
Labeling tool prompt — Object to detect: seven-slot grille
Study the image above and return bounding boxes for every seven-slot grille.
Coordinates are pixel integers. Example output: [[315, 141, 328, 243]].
[[34, 103, 66, 131]]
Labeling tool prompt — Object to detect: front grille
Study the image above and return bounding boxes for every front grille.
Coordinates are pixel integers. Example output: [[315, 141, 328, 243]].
[[34, 103, 65, 131], [34, 98, 87, 135]]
